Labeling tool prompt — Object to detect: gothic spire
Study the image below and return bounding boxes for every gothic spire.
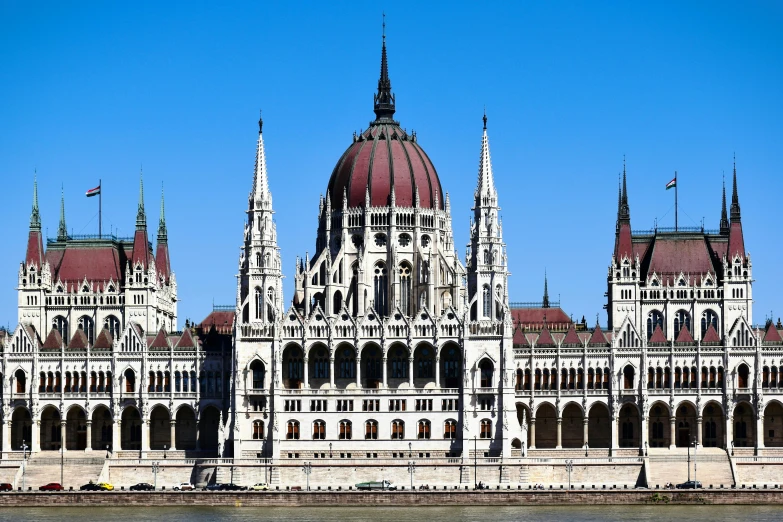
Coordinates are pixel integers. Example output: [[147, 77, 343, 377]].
[[136, 169, 146, 229], [251, 110, 271, 203], [157, 183, 167, 242], [57, 186, 68, 241], [372, 14, 396, 122], [618, 158, 630, 223], [730, 156, 741, 222], [476, 111, 496, 199], [719, 174, 729, 235], [30, 175, 41, 231], [542, 271, 550, 308]]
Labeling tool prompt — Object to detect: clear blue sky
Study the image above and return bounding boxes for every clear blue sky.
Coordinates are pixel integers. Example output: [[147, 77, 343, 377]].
[[1, 1, 782, 330]]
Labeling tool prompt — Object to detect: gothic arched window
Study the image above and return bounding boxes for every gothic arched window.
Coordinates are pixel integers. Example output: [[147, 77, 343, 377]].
[[374, 263, 388, 317], [674, 310, 691, 338], [399, 263, 412, 316], [482, 285, 491, 318], [646, 310, 663, 340], [701, 309, 718, 337]]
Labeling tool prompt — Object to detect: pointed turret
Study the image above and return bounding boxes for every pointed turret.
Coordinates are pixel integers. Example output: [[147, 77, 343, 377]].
[[156, 184, 171, 283], [25, 177, 44, 268], [613, 160, 633, 261], [372, 16, 396, 123], [719, 176, 729, 235], [476, 109, 496, 200], [251, 111, 272, 206], [728, 158, 745, 258], [542, 271, 550, 308], [57, 187, 68, 241], [132, 171, 151, 268]]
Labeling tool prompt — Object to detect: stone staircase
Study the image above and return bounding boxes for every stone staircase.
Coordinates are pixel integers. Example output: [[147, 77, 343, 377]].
[[21, 453, 105, 490], [519, 465, 530, 484], [459, 465, 470, 484], [499, 465, 510, 483], [647, 448, 734, 488]]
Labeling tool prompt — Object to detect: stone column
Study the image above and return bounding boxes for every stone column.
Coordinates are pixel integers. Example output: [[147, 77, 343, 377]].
[[583, 418, 589, 448], [726, 415, 734, 452], [85, 420, 92, 451], [669, 416, 676, 449], [356, 358, 361, 388], [170, 420, 177, 451], [610, 414, 619, 454], [556, 418, 562, 449], [303, 357, 309, 389], [641, 415, 649, 454], [696, 416, 703, 446], [60, 421, 67, 452], [529, 418, 536, 450], [757, 415, 765, 450], [113, 420, 121, 452], [408, 358, 414, 387], [435, 357, 441, 388], [142, 419, 150, 452], [329, 358, 335, 387], [382, 358, 388, 388], [31, 419, 40, 452], [195, 421, 201, 451], [2, 420, 10, 454]]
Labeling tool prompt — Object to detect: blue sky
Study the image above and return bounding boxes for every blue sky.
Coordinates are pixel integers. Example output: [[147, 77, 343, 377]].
[[1, 2, 781, 329]]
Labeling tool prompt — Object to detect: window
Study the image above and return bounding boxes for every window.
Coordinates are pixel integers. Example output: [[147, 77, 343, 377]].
[[285, 400, 302, 412], [444, 420, 457, 439], [78, 315, 95, 345], [623, 365, 634, 389], [312, 420, 325, 440], [389, 399, 406, 412], [479, 397, 494, 411], [338, 349, 356, 379], [399, 263, 412, 316], [442, 399, 459, 411], [363, 399, 380, 412], [674, 310, 691, 338], [482, 285, 491, 318], [310, 399, 327, 412], [374, 262, 389, 316], [701, 309, 719, 337], [287, 421, 300, 440], [415, 399, 433, 411], [646, 310, 663, 340], [336, 400, 354, 412], [417, 420, 431, 439], [339, 420, 352, 440], [251, 361, 265, 389], [390, 347, 408, 379], [738, 364, 749, 388], [479, 360, 493, 388], [252, 420, 264, 440], [124, 369, 135, 393], [480, 419, 492, 439], [312, 348, 329, 379], [416, 347, 433, 378], [365, 420, 378, 440], [175, 372, 181, 392], [391, 420, 405, 439]]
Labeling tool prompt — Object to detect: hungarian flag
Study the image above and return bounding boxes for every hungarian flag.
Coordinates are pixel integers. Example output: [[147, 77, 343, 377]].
[[86, 185, 100, 197], [665, 177, 676, 190]]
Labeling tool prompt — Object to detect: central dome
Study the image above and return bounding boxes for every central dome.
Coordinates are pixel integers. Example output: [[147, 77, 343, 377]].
[[325, 34, 444, 210]]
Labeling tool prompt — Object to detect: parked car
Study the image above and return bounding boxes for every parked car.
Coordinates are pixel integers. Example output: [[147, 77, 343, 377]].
[[39, 483, 63, 491], [219, 483, 246, 491], [80, 483, 102, 491], [676, 480, 703, 489], [0, 483, 13, 492], [249, 483, 269, 491], [129, 482, 155, 491], [173, 482, 195, 491], [96, 482, 114, 491], [203, 483, 222, 491]]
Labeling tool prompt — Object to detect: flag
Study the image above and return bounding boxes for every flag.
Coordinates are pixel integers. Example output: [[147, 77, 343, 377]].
[[665, 178, 676, 190], [86, 185, 101, 197]]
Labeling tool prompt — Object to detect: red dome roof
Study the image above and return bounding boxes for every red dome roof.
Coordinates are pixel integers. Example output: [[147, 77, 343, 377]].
[[326, 123, 443, 210]]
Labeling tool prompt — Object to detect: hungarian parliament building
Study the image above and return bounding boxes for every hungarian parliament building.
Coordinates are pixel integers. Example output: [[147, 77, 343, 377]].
[[2, 35, 781, 487]]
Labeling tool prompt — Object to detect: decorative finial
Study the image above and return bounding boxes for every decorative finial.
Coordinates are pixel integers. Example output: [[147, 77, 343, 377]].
[[136, 167, 146, 229], [373, 13, 395, 122], [30, 172, 41, 231], [382, 11, 386, 41], [483, 107, 487, 131], [57, 184, 68, 241], [258, 109, 263, 133], [158, 182, 167, 241]]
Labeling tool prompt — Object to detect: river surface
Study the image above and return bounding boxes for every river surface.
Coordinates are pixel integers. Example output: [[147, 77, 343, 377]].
[[0, 506, 779, 521]]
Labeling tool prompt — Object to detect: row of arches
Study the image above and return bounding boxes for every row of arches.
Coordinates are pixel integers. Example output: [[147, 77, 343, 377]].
[[281, 342, 463, 390], [5, 405, 220, 452], [51, 315, 122, 345], [283, 418, 478, 441], [516, 367, 610, 391], [644, 309, 719, 340]]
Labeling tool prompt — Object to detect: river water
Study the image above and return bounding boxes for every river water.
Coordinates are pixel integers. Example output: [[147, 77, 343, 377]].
[[0, 505, 778, 521]]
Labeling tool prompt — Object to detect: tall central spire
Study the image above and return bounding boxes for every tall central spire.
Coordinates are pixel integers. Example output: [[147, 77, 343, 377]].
[[30, 175, 41, 231], [476, 110, 496, 199], [251, 110, 271, 204], [730, 157, 741, 222], [373, 14, 396, 123], [158, 184, 167, 242], [57, 187, 68, 241], [136, 169, 146, 229], [618, 159, 630, 223], [719, 175, 729, 234]]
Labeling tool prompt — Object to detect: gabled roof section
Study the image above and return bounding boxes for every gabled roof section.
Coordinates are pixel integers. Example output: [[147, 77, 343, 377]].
[[763, 322, 783, 344], [42, 327, 63, 351], [675, 325, 694, 344], [68, 328, 89, 350], [175, 328, 197, 349], [93, 328, 114, 350], [562, 324, 581, 346], [535, 325, 555, 347], [648, 324, 667, 345], [513, 324, 530, 347], [588, 324, 609, 346], [198, 309, 235, 335], [702, 323, 721, 344], [149, 328, 170, 350]]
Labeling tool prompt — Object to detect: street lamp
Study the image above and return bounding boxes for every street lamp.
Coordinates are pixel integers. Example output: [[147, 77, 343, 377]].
[[21, 440, 28, 491], [693, 437, 699, 486], [302, 461, 312, 491], [164, 444, 167, 459], [60, 446, 64, 488], [329, 442, 332, 458], [473, 436, 478, 490], [152, 461, 160, 490], [408, 442, 412, 458], [565, 460, 574, 490], [407, 460, 416, 490]]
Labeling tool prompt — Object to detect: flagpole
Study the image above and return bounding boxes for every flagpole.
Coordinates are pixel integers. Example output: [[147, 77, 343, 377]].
[[99, 179, 102, 238], [675, 171, 678, 232]]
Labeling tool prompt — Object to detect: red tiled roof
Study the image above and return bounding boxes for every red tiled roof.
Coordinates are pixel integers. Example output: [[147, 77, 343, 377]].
[[327, 124, 444, 210], [535, 325, 555, 347], [175, 328, 197, 349], [588, 325, 609, 346], [513, 325, 530, 346], [199, 311, 235, 335], [46, 244, 123, 285], [26, 230, 44, 268], [675, 324, 694, 344], [68, 328, 88, 350], [149, 328, 170, 349], [155, 242, 171, 283], [42, 327, 63, 350], [562, 324, 581, 345], [132, 229, 152, 269], [702, 324, 721, 343], [647, 237, 716, 283], [615, 224, 633, 260], [763, 323, 783, 343], [648, 325, 667, 344], [728, 222, 745, 259], [511, 307, 571, 329], [93, 328, 113, 350]]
